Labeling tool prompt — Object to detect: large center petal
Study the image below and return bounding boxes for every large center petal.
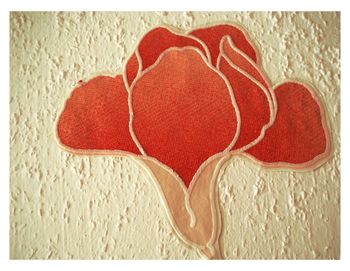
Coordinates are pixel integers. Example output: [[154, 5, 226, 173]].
[[131, 48, 237, 187]]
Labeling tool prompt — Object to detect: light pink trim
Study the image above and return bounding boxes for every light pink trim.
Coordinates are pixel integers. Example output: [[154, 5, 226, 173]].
[[186, 22, 262, 66], [55, 136, 230, 259], [242, 80, 332, 170], [121, 26, 214, 155], [217, 36, 277, 152], [128, 45, 241, 156], [219, 35, 277, 117], [56, 23, 333, 260]]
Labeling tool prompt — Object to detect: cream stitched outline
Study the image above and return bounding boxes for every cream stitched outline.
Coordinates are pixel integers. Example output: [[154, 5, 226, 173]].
[[122, 26, 214, 155], [130, 156, 200, 247], [125, 45, 242, 255], [128, 45, 242, 156], [217, 36, 277, 152], [122, 25, 211, 88], [242, 80, 333, 170], [218, 36, 276, 115], [116, 26, 243, 256], [131, 152, 232, 258], [202, 153, 230, 257], [186, 22, 262, 66], [54, 25, 244, 258], [122, 49, 143, 92], [55, 23, 332, 259], [127, 48, 146, 155], [55, 130, 231, 259]]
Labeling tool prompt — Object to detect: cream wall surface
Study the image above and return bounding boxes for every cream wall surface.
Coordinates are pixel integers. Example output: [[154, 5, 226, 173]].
[[10, 12, 340, 259]]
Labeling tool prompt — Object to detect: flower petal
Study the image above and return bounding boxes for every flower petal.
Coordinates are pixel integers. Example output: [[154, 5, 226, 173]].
[[219, 36, 270, 89], [218, 37, 273, 150], [246, 82, 331, 167], [189, 24, 258, 66], [131, 48, 237, 187], [57, 75, 140, 153], [125, 27, 207, 86], [125, 53, 140, 87]]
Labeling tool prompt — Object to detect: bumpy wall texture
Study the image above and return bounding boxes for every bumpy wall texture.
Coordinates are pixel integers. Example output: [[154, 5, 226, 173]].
[[10, 12, 340, 259]]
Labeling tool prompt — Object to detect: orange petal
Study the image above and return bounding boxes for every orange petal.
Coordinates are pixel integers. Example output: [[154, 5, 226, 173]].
[[125, 27, 207, 86], [246, 82, 331, 168], [131, 48, 237, 187], [57, 75, 140, 153], [125, 53, 139, 87], [218, 37, 273, 150], [190, 24, 258, 66], [220, 36, 270, 89]]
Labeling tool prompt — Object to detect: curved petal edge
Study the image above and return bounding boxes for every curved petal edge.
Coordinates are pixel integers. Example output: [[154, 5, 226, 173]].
[[125, 26, 208, 87], [245, 81, 332, 169], [218, 36, 274, 150], [131, 47, 238, 187], [189, 24, 258, 66], [57, 75, 141, 154]]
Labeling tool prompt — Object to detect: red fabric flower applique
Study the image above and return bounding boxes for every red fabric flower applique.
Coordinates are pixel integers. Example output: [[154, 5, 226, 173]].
[[56, 24, 331, 259]]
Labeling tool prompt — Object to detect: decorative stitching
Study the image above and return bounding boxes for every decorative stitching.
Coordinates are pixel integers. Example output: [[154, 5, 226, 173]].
[[56, 23, 332, 259], [243, 81, 332, 170], [129, 45, 239, 186], [218, 36, 277, 152]]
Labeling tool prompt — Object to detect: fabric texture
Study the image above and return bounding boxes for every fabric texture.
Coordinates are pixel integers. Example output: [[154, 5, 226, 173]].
[[126, 27, 206, 86], [218, 37, 271, 149], [57, 75, 140, 154], [189, 24, 258, 65], [57, 24, 330, 188], [132, 48, 236, 187], [246, 82, 328, 164]]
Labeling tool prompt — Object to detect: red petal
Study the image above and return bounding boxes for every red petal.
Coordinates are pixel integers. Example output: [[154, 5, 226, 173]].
[[246, 82, 330, 167], [125, 53, 139, 87], [57, 75, 140, 153], [189, 24, 258, 66], [220, 36, 270, 89], [125, 27, 207, 86], [131, 48, 237, 187], [218, 37, 273, 150]]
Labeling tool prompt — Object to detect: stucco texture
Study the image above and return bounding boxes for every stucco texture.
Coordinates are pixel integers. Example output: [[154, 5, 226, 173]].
[[10, 12, 340, 259]]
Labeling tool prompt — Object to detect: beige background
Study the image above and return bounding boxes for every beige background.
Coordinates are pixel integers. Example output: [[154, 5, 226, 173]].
[[10, 12, 340, 259]]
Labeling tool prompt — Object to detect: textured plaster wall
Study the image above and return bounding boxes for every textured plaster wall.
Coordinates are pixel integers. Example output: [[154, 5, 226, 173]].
[[10, 12, 340, 259]]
